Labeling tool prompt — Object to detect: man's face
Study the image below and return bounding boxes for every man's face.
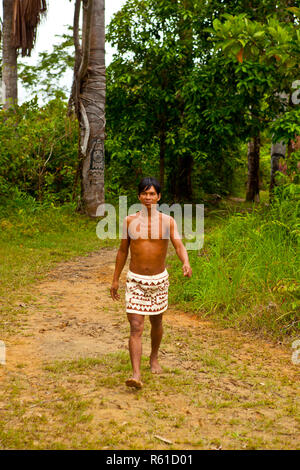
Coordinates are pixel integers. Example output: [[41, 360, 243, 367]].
[[138, 185, 161, 208]]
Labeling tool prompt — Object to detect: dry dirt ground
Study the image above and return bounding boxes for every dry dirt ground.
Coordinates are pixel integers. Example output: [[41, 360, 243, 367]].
[[0, 248, 299, 449]]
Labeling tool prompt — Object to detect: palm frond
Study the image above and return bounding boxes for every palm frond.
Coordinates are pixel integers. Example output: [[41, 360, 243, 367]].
[[12, 0, 47, 57]]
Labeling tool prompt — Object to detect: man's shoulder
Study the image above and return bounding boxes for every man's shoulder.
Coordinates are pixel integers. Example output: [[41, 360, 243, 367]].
[[125, 212, 140, 222], [159, 212, 172, 220], [159, 212, 175, 224]]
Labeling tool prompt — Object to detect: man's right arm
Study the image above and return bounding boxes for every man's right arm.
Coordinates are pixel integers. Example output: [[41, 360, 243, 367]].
[[110, 217, 130, 300]]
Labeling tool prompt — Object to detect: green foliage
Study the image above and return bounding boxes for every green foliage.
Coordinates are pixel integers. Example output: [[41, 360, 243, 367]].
[[18, 32, 75, 100], [179, 56, 246, 195], [0, 97, 78, 203], [207, 2, 300, 187], [208, 27, 289, 138], [105, 133, 159, 206], [210, 13, 300, 71], [270, 107, 300, 144], [11, 0, 298, 204], [106, 0, 248, 201]]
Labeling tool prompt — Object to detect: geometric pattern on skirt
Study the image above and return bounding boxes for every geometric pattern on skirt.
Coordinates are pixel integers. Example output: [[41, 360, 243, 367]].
[[125, 269, 169, 315]]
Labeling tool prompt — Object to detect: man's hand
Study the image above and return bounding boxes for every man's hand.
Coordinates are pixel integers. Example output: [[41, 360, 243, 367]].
[[110, 280, 120, 300], [183, 263, 192, 278]]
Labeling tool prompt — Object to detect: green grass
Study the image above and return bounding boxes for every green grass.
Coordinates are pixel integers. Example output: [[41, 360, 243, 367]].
[[0, 202, 117, 293], [168, 195, 300, 341]]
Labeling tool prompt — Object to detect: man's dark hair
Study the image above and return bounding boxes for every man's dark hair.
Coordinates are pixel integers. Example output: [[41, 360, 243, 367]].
[[138, 177, 161, 196]]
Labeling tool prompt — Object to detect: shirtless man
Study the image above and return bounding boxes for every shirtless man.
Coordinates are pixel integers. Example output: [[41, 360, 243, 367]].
[[110, 177, 192, 389]]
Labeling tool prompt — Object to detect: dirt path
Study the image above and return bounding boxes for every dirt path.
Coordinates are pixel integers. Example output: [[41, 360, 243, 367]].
[[0, 248, 299, 449]]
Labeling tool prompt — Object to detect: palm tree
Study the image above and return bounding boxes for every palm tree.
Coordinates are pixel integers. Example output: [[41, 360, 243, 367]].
[[2, 0, 47, 109], [2, 0, 18, 108], [70, 0, 105, 217]]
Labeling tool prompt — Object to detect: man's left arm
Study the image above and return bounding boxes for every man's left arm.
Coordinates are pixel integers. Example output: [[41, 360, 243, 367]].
[[170, 217, 192, 278]]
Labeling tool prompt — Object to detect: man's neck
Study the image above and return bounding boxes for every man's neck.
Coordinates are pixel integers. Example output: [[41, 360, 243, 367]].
[[140, 204, 159, 217]]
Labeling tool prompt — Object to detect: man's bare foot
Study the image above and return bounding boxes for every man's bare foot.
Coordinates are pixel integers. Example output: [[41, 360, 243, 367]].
[[125, 377, 143, 389], [150, 356, 163, 374]]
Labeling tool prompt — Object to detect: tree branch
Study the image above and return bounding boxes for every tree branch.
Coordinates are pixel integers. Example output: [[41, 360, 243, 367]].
[[68, 0, 82, 114], [80, 101, 90, 156], [77, 0, 93, 83], [73, 0, 82, 58]]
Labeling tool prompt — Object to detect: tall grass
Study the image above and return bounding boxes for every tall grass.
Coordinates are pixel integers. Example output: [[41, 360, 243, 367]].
[[169, 185, 299, 341]]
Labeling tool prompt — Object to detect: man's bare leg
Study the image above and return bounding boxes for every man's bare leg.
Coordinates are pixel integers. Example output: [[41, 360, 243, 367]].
[[149, 313, 163, 374], [126, 313, 144, 388]]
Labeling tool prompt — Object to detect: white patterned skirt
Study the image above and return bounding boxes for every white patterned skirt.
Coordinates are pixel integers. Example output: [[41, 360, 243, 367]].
[[125, 269, 169, 315]]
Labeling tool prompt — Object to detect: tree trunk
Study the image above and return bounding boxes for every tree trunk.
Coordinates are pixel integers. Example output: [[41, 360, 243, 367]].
[[159, 119, 166, 190], [246, 134, 260, 202], [74, 0, 105, 217], [2, 0, 18, 109], [177, 153, 193, 201], [167, 159, 178, 202], [269, 141, 286, 196]]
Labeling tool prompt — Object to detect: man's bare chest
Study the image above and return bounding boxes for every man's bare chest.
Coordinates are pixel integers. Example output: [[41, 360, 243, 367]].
[[128, 217, 169, 240]]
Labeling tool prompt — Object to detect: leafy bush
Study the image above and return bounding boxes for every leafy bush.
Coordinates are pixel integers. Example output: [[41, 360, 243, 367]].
[[0, 97, 78, 203]]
